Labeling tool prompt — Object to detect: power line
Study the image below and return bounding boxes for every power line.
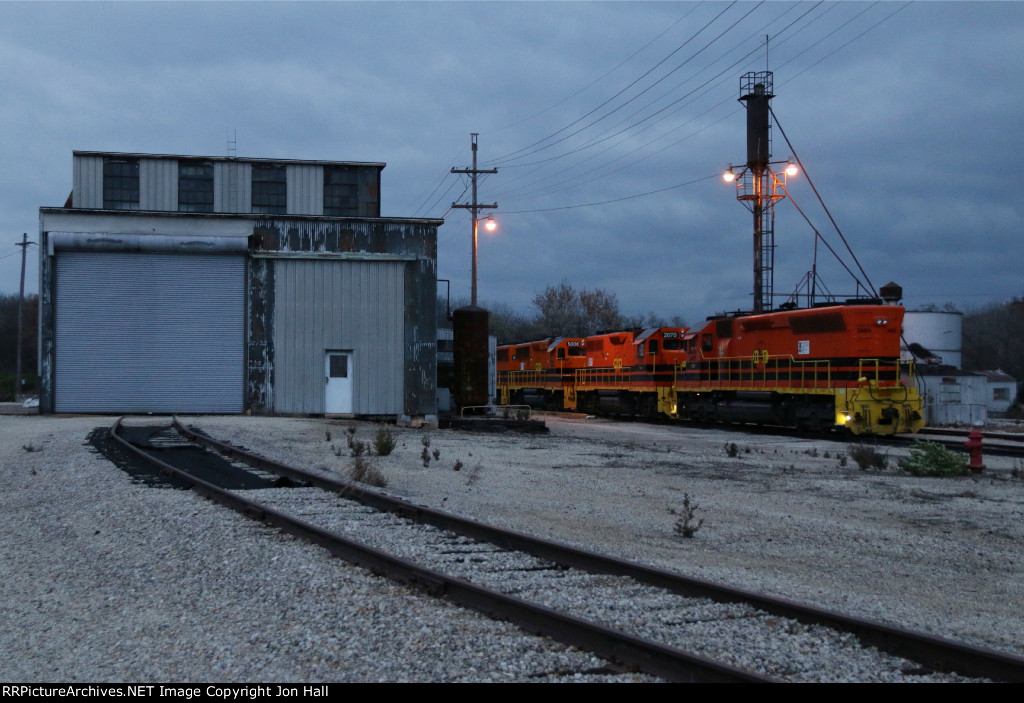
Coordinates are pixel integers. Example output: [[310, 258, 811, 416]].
[[487, 2, 832, 203], [485, 3, 705, 135], [486, 1, 744, 166], [500, 173, 717, 214]]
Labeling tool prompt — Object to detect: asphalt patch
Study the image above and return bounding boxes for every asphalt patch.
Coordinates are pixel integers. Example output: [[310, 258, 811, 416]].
[[87, 424, 290, 490]]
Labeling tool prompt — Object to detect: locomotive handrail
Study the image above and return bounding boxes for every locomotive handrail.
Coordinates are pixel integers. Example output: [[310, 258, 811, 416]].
[[693, 352, 834, 391], [855, 358, 904, 387], [501, 368, 546, 388], [575, 366, 633, 391]]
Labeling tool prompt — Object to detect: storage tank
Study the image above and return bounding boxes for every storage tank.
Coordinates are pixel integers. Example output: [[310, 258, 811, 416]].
[[902, 310, 963, 368]]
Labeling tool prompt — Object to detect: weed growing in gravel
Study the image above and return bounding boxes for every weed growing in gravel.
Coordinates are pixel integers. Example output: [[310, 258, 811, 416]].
[[373, 426, 396, 456], [725, 442, 739, 458], [898, 441, 968, 477], [349, 439, 368, 457], [325, 430, 331, 442], [421, 436, 432, 467], [22, 443, 41, 452], [432, 448, 441, 461], [848, 444, 888, 470], [668, 494, 704, 539], [466, 464, 482, 485], [453, 459, 463, 472], [838, 455, 848, 468], [349, 455, 387, 487]]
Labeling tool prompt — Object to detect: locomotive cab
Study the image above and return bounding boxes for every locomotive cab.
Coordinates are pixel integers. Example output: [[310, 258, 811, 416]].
[[674, 304, 923, 434]]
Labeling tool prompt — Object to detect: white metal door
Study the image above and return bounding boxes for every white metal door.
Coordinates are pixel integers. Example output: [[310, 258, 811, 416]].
[[54, 251, 245, 413], [325, 351, 353, 414]]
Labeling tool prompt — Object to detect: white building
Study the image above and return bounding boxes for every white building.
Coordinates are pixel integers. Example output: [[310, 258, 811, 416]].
[[39, 151, 442, 421]]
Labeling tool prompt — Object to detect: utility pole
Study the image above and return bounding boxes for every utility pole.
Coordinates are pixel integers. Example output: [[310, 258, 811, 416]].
[[451, 133, 497, 306], [15, 232, 36, 401]]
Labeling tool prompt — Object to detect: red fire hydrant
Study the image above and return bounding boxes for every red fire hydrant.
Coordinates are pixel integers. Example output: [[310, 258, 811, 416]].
[[964, 428, 985, 473]]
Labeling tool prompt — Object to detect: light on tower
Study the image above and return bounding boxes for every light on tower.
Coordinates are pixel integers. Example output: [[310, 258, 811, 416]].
[[722, 165, 736, 183], [785, 161, 798, 177]]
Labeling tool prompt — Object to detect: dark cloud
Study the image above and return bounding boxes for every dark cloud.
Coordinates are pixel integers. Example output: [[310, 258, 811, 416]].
[[2, 1, 1022, 322]]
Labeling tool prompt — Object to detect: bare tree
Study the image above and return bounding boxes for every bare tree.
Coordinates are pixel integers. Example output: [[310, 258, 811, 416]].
[[579, 288, 622, 334], [0, 293, 39, 400], [532, 282, 585, 336], [532, 282, 624, 337], [962, 298, 1024, 380]]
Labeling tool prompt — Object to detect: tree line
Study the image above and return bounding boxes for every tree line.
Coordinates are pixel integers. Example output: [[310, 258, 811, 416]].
[[0, 293, 39, 400], [440, 282, 685, 345], [961, 298, 1024, 381]]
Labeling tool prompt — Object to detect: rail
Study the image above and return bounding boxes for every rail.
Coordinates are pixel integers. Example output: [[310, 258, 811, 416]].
[[145, 418, 1024, 682]]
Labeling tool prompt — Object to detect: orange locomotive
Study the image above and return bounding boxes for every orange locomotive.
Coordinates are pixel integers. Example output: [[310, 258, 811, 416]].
[[497, 336, 588, 411], [499, 327, 688, 419], [497, 305, 924, 435]]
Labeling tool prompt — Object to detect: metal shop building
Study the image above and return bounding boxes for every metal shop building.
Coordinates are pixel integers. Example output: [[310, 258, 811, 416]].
[[38, 151, 441, 421]]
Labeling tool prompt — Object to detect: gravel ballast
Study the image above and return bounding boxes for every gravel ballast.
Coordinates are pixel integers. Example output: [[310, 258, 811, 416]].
[[2, 413, 1022, 681]]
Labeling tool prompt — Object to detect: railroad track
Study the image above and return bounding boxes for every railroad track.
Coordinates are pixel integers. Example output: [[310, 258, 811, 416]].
[[109, 417, 1024, 683], [559, 412, 1024, 459]]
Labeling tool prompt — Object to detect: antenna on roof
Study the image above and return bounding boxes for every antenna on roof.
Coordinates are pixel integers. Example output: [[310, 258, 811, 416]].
[[227, 129, 237, 158]]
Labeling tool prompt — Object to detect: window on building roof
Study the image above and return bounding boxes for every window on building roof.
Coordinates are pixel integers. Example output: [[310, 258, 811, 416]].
[[178, 160, 214, 213], [323, 166, 358, 216], [103, 157, 139, 210], [251, 164, 286, 214]]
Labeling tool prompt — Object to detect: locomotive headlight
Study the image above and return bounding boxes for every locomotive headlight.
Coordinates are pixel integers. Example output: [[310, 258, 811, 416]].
[[875, 318, 888, 326]]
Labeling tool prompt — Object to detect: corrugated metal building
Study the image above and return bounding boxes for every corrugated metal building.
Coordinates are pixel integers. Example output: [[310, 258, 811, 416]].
[[916, 366, 988, 427], [39, 151, 441, 422], [984, 370, 1018, 414]]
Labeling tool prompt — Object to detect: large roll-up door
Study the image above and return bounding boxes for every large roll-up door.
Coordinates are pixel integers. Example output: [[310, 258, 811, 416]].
[[54, 251, 245, 413]]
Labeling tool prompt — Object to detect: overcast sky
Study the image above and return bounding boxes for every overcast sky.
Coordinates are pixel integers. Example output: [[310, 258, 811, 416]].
[[1, 1, 1022, 324]]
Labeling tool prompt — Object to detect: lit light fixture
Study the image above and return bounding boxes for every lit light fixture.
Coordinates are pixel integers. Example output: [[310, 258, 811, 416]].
[[784, 161, 798, 177], [483, 216, 497, 232], [722, 165, 736, 183]]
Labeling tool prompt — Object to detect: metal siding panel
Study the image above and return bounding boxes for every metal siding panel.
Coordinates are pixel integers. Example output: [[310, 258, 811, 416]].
[[140, 158, 177, 210], [54, 252, 245, 413], [287, 164, 323, 215], [272, 259, 403, 415], [214, 161, 251, 213], [73, 155, 104, 208]]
